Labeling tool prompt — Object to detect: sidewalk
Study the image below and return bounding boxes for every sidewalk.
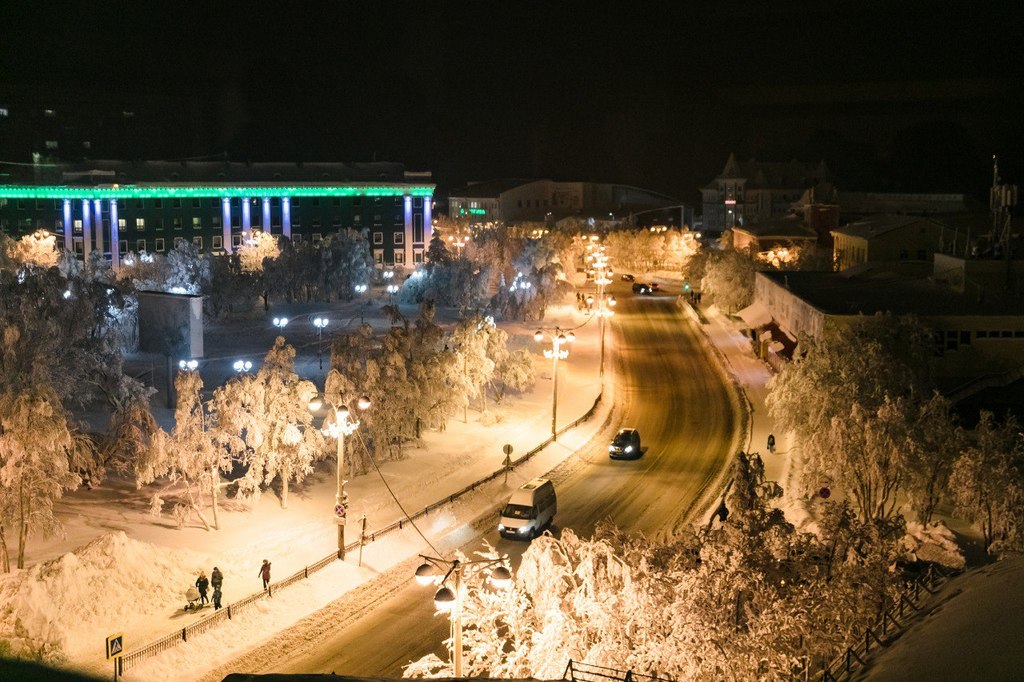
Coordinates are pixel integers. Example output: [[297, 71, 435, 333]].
[[680, 299, 814, 529]]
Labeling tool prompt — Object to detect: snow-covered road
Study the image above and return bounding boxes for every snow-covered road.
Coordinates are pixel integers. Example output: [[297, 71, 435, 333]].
[[218, 284, 740, 678]]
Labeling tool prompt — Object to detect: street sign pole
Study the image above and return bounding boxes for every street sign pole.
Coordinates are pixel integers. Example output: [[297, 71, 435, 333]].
[[502, 444, 513, 484]]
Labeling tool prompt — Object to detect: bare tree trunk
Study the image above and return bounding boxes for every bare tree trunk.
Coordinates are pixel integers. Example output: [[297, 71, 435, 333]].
[[0, 524, 10, 573], [185, 485, 211, 531], [210, 465, 220, 530], [17, 479, 29, 569], [281, 466, 291, 509]]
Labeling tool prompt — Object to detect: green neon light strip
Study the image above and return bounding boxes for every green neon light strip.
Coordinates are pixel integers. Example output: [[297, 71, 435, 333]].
[[468, 208, 487, 215], [0, 184, 435, 200]]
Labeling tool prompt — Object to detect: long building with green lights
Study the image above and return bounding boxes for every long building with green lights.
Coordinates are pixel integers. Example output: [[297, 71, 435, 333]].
[[0, 160, 434, 269]]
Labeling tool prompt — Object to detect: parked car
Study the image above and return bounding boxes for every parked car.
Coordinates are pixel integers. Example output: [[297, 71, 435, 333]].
[[631, 282, 652, 294], [498, 478, 557, 539], [609, 428, 642, 459], [649, 282, 661, 291], [621, 274, 635, 282]]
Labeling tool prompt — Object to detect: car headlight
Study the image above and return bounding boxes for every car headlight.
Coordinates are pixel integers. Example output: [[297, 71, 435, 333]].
[[498, 524, 505, 532], [608, 445, 615, 452], [625, 445, 633, 453], [518, 526, 529, 534]]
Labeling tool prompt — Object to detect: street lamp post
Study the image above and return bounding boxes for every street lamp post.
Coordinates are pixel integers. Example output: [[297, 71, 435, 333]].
[[232, 359, 253, 374], [313, 317, 329, 370], [273, 316, 289, 332], [386, 284, 399, 304], [534, 328, 574, 438], [415, 555, 512, 678], [309, 389, 371, 559]]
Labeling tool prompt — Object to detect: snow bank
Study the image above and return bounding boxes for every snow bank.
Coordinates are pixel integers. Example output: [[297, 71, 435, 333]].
[[901, 520, 965, 570], [0, 531, 209, 664]]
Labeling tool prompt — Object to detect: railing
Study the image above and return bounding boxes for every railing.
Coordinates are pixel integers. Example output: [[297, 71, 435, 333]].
[[565, 659, 673, 682], [117, 390, 605, 677], [813, 564, 958, 681]]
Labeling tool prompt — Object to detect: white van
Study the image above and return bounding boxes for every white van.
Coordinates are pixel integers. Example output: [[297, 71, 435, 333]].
[[498, 478, 557, 540]]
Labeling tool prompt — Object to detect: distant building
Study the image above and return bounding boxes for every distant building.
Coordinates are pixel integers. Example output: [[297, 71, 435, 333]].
[[731, 215, 819, 254], [448, 179, 688, 226], [747, 268, 1024, 385], [0, 160, 434, 269], [700, 153, 832, 232], [831, 215, 965, 272]]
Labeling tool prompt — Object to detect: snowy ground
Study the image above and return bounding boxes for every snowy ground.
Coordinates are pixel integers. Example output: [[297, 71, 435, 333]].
[[0, 294, 607, 679]]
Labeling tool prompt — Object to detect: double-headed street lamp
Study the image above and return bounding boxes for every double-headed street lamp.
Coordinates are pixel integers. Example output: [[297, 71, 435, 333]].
[[415, 555, 512, 678], [313, 317, 329, 370], [273, 316, 289, 331], [448, 234, 470, 258], [386, 284, 399, 304], [309, 388, 371, 559], [534, 328, 575, 438], [232, 359, 253, 374], [178, 359, 198, 372]]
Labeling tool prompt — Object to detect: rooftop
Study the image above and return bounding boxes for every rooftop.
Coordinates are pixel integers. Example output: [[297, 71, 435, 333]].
[[831, 215, 946, 240], [733, 215, 817, 239], [449, 178, 535, 198], [759, 269, 1024, 317]]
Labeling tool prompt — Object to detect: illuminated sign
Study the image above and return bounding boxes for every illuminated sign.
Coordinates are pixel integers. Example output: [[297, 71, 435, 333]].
[[724, 199, 737, 205], [468, 208, 487, 215]]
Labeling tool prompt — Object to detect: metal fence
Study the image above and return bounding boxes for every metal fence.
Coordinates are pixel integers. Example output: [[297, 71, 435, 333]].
[[117, 390, 605, 676], [564, 659, 673, 682], [811, 564, 958, 681]]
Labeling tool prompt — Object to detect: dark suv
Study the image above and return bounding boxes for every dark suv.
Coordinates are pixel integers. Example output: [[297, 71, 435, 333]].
[[609, 428, 642, 459], [631, 282, 652, 295]]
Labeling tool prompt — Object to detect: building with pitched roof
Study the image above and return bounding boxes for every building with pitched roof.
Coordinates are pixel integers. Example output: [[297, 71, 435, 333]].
[[700, 153, 832, 232], [831, 215, 965, 271]]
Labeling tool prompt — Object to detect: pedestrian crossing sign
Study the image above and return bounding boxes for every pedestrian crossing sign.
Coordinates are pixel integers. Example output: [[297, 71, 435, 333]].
[[106, 632, 124, 659]]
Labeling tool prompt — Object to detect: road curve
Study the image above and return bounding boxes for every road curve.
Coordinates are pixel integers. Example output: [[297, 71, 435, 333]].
[[266, 287, 738, 677]]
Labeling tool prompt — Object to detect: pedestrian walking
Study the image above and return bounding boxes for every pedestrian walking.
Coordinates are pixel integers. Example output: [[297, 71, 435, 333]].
[[767, 433, 776, 453], [195, 571, 210, 605], [259, 559, 271, 591], [211, 566, 223, 591], [213, 586, 223, 610]]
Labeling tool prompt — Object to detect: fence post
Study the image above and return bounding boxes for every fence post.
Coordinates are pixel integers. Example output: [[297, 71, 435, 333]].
[[227, 605, 232, 620], [564, 659, 573, 680], [182, 627, 187, 643], [359, 513, 367, 567]]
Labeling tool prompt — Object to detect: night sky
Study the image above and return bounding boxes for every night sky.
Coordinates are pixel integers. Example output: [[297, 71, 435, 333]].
[[2, 1, 1022, 202]]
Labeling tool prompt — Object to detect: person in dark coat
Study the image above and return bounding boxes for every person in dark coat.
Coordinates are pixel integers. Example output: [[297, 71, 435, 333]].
[[213, 586, 223, 610], [195, 571, 210, 605], [767, 433, 776, 453], [211, 566, 223, 591], [259, 560, 271, 591]]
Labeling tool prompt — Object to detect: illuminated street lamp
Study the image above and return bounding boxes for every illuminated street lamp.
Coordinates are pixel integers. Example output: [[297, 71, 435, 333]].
[[273, 317, 289, 330], [313, 317, 329, 370], [386, 284, 399, 304], [354, 283, 368, 294], [232, 359, 252, 374], [178, 359, 198, 371], [309, 388, 371, 559], [448, 234, 470, 258], [535, 328, 575, 438], [415, 555, 512, 678]]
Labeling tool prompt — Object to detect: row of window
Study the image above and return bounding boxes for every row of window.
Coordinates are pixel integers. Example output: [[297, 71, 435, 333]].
[[3, 196, 425, 210], [58, 213, 397, 231], [72, 233, 425, 256], [937, 328, 1024, 354]]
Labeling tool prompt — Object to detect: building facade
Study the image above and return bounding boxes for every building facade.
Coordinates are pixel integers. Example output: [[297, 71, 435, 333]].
[[700, 153, 832, 233], [831, 215, 962, 271], [0, 161, 434, 269], [449, 179, 686, 225]]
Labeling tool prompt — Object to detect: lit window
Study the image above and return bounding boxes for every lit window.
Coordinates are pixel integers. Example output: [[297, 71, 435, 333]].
[[45, 140, 58, 150], [0, 107, 8, 117], [118, 218, 126, 230], [192, 217, 202, 228], [44, 109, 56, 117], [136, 218, 145, 229], [394, 251, 405, 264], [122, 111, 135, 118], [83, 141, 91, 150]]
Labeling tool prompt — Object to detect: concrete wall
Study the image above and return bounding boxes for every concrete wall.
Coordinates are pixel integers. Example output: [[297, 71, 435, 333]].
[[136, 291, 204, 358]]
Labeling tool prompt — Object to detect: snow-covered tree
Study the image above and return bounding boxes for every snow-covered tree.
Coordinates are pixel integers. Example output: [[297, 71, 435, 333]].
[[2, 230, 61, 271], [904, 392, 960, 524], [0, 387, 85, 570], [450, 314, 496, 416], [238, 230, 281, 274], [700, 248, 755, 313], [767, 315, 935, 521], [485, 327, 535, 404], [165, 240, 211, 294], [949, 412, 1024, 555]]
